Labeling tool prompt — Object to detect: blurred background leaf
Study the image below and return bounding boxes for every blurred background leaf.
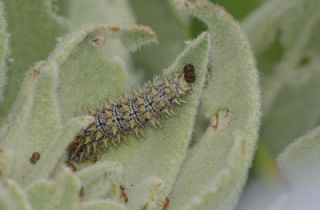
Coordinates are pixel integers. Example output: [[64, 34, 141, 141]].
[[129, 0, 189, 80]]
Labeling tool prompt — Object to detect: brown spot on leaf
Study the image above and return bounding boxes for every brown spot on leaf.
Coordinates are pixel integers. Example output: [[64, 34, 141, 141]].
[[162, 197, 170, 210], [110, 26, 120, 33], [29, 152, 41, 165], [79, 186, 85, 200], [210, 108, 231, 130], [120, 185, 128, 204]]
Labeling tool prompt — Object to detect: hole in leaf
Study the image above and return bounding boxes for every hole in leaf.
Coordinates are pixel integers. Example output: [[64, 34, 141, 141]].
[[210, 108, 231, 131]]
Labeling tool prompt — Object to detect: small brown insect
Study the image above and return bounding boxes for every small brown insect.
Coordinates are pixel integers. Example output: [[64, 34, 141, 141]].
[[162, 196, 170, 210], [120, 185, 128, 204], [29, 152, 40, 165], [183, 64, 196, 83], [65, 160, 77, 172], [79, 186, 85, 200]]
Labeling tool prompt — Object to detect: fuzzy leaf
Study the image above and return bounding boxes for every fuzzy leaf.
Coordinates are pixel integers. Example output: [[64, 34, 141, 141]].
[[0, 62, 62, 184], [0, 180, 31, 210], [79, 200, 127, 210], [128, 177, 166, 210], [78, 32, 209, 199], [0, 63, 42, 147], [26, 170, 80, 210], [0, 1, 9, 104], [0, 0, 68, 122], [0, 62, 93, 186], [69, 0, 134, 25], [49, 24, 157, 120], [76, 161, 123, 201], [243, 0, 320, 154], [170, 1, 260, 210], [23, 115, 94, 185], [130, 0, 189, 79], [68, 0, 135, 73], [0, 149, 12, 179], [278, 126, 320, 209]]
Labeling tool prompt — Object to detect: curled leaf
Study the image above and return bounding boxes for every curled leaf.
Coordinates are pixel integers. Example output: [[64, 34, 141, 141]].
[[0, 180, 31, 210], [26, 170, 80, 210], [76, 161, 123, 201], [278, 126, 320, 210], [170, 1, 260, 209], [0, 0, 68, 121], [49, 24, 157, 120]]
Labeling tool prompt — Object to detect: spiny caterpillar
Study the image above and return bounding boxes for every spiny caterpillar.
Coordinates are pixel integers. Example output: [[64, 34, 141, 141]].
[[67, 64, 196, 163]]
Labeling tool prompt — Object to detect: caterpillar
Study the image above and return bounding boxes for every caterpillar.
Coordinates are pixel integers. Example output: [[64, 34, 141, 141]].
[[67, 64, 196, 163]]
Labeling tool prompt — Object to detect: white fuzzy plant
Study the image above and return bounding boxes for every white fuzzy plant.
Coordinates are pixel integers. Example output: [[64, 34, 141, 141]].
[[0, 0, 318, 210]]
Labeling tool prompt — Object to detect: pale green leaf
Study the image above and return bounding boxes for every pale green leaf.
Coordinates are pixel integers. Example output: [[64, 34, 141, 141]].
[[76, 161, 123, 201], [26, 170, 80, 210], [0, 148, 12, 179], [170, 1, 260, 210], [243, 0, 320, 154], [0, 63, 41, 148], [0, 61, 92, 186], [68, 0, 136, 78], [278, 126, 320, 191], [23, 115, 94, 185], [130, 0, 189, 79], [0, 61, 62, 184], [278, 126, 320, 210], [69, 0, 134, 26], [0, 0, 68, 122], [79, 32, 209, 200], [128, 177, 166, 210], [0, 180, 31, 210], [49, 24, 157, 120], [0, 1, 9, 104], [79, 200, 127, 210]]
